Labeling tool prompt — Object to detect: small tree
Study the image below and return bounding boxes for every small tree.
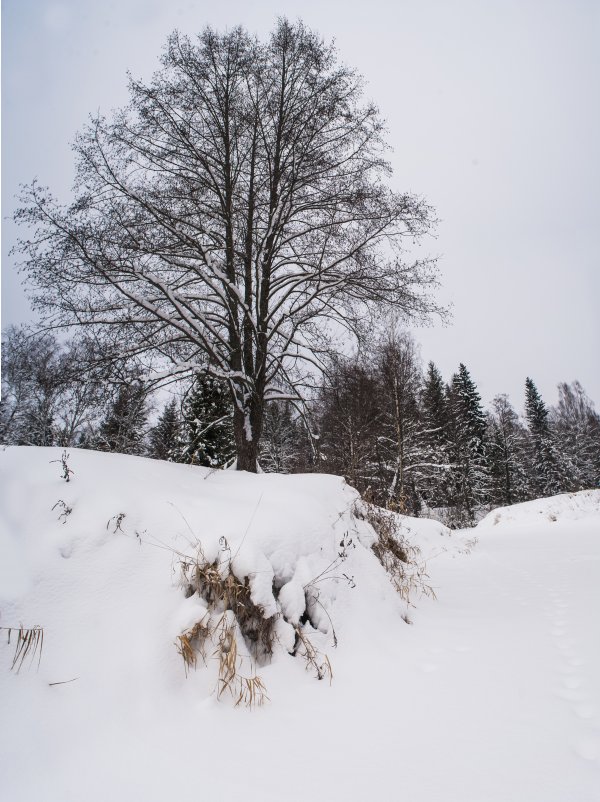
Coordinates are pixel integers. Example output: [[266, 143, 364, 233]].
[[148, 398, 183, 462], [97, 381, 149, 455], [419, 361, 452, 511], [180, 374, 235, 468], [550, 381, 600, 491], [260, 401, 306, 473], [524, 377, 564, 497], [317, 356, 382, 494], [372, 330, 423, 513], [446, 364, 489, 523], [487, 394, 530, 506]]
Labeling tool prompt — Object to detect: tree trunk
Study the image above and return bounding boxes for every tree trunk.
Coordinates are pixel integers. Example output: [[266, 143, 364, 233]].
[[233, 398, 263, 472]]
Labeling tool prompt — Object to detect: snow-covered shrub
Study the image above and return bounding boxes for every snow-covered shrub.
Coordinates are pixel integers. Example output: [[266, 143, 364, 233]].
[[175, 532, 350, 703]]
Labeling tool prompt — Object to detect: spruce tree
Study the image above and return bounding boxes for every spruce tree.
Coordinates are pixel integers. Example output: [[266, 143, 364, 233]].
[[419, 361, 452, 511], [446, 364, 489, 524], [180, 374, 235, 468], [524, 377, 564, 497], [148, 398, 183, 462], [97, 381, 149, 455]]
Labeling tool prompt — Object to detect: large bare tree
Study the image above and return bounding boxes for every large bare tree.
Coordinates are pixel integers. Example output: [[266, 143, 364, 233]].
[[15, 20, 441, 471]]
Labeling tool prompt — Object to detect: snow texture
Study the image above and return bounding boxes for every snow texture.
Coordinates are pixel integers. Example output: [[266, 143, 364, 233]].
[[1, 446, 599, 802]]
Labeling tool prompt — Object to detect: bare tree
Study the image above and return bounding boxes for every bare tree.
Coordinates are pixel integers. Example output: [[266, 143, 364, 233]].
[[14, 20, 442, 471], [373, 330, 423, 513]]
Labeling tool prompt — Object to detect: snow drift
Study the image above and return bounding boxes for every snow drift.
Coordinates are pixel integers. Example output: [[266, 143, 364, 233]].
[[1, 447, 599, 802]]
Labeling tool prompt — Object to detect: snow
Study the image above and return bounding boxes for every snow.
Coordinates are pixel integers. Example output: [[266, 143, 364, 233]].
[[1, 446, 599, 801]]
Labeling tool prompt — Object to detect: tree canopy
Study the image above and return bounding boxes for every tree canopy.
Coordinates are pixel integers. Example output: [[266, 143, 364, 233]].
[[15, 19, 442, 470]]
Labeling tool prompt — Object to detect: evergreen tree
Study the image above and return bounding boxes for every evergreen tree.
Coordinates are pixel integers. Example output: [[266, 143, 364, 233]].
[[148, 398, 183, 462], [524, 377, 564, 497], [487, 394, 530, 506], [419, 361, 452, 511], [180, 374, 235, 468], [97, 381, 149, 455], [446, 364, 489, 524]]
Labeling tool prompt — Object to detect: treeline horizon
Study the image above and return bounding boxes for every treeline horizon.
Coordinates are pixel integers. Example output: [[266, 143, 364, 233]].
[[1, 324, 599, 527]]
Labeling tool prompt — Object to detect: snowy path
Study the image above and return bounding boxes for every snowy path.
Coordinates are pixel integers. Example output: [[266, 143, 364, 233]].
[[246, 516, 600, 802], [388, 519, 600, 802]]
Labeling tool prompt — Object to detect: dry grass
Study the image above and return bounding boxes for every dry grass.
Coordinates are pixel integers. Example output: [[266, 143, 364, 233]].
[[355, 501, 437, 606], [176, 618, 211, 675], [177, 545, 275, 707], [2, 625, 44, 672], [293, 626, 333, 684], [180, 549, 277, 663], [214, 617, 269, 707]]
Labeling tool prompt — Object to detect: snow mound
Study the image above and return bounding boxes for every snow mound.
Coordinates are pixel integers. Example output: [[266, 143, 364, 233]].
[[0, 446, 460, 711], [2, 448, 600, 802], [477, 489, 600, 530]]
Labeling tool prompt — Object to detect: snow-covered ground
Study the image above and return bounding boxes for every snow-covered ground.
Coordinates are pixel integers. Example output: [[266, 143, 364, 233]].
[[0, 447, 598, 802]]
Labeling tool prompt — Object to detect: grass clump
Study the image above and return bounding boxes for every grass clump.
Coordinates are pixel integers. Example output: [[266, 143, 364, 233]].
[[176, 542, 274, 707], [355, 501, 436, 605], [2, 625, 44, 672]]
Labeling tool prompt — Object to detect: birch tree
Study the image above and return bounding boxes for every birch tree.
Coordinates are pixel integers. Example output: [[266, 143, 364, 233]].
[[14, 20, 441, 471]]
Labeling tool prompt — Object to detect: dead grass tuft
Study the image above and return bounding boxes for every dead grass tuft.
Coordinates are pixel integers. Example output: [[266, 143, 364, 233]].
[[176, 543, 275, 707], [180, 547, 277, 663], [356, 501, 436, 605], [176, 618, 211, 675], [292, 626, 333, 684], [2, 625, 44, 672]]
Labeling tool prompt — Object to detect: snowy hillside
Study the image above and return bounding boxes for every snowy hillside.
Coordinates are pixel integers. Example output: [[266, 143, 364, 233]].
[[1, 447, 599, 802]]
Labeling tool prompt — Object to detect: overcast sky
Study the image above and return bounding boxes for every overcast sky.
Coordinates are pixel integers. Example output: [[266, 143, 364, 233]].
[[2, 0, 599, 411]]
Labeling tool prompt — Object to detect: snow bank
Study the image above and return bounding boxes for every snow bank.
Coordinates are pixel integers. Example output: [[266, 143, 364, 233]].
[[1, 447, 455, 710], [2, 447, 599, 802], [477, 489, 600, 530]]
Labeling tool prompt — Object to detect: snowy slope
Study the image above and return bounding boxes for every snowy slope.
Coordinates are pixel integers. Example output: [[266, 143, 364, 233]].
[[0, 447, 599, 802]]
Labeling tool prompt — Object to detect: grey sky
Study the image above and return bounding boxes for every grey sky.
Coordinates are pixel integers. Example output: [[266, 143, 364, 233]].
[[2, 0, 599, 411]]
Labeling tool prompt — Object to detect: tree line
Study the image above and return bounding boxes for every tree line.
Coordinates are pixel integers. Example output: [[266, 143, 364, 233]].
[[2, 325, 598, 526]]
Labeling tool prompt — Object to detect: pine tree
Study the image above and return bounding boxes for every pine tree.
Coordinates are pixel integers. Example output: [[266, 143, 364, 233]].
[[148, 398, 183, 462], [180, 374, 235, 468], [446, 364, 490, 524], [524, 377, 564, 497], [97, 381, 149, 455], [419, 361, 452, 511]]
